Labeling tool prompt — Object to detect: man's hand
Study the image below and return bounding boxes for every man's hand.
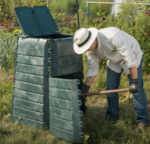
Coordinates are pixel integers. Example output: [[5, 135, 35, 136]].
[[81, 84, 90, 93], [79, 84, 90, 113], [130, 78, 139, 93], [79, 76, 95, 113]]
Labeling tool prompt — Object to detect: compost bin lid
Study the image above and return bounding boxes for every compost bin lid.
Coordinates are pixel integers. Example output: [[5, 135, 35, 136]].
[[14, 6, 59, 37]]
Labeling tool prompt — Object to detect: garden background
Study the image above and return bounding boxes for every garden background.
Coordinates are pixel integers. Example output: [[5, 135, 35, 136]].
[[1, 0, 150, 144]]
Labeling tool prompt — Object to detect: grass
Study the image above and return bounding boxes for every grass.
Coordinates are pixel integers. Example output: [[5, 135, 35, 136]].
[[1, 68, 150, 144], [0, 117, 69, 144], [0, 30, 17, 71]]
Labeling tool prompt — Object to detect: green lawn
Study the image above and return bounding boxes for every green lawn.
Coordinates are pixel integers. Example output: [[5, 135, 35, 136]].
[[0, 70, 150, 144]]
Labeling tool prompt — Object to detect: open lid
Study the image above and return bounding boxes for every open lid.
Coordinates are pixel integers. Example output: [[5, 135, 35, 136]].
[[14, 6, 59, 37]]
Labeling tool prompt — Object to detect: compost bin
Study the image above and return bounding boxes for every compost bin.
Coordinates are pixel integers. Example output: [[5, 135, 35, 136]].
[[12, 6, 84, 143]]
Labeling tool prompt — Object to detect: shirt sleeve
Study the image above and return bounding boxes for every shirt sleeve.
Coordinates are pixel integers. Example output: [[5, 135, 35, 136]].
[[111, 33, 136, 68], [86, 51, 99, 78]]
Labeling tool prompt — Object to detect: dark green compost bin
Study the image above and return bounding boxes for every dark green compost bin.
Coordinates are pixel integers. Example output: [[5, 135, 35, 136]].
[[12, 6, 84, 143]]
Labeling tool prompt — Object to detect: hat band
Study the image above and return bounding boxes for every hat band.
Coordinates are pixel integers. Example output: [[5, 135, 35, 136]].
[[78, 31, 91, 47]]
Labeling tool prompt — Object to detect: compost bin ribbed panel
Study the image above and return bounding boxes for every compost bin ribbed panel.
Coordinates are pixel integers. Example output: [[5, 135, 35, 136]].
[[13, 89, 44, 103], [49, 77, 83, 143], [16, 54, 48, 66], [12, 37, 50, 129], [17, 38, 49, 57], [12, 114, 45, 129], [52, 38, 83, 76]]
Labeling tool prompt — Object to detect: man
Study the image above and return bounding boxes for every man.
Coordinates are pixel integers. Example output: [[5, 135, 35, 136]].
[[73, 27, 150, 129]]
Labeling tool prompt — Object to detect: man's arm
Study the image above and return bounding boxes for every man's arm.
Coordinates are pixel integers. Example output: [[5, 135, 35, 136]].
[[129, 66, 139, 93], [81, 51, 99, 94], [85, 76, 97, 86], [112, 34, 139, 93], [81, 76, 96, 94], [129, 66, 137, 79]]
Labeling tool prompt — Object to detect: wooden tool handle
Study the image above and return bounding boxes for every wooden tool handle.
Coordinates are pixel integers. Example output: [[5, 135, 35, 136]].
[[81, 88, 129, 96]]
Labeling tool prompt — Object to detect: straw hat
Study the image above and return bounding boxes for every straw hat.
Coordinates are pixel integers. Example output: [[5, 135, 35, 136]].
[[73, 28, 98, 54]]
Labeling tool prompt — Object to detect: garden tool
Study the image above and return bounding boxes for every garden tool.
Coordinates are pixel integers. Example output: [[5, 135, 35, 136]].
[[79, 88, 129, 113], [81, 88, 129, 98]]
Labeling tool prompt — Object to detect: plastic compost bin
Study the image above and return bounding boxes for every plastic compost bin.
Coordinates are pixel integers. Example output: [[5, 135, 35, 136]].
[[11, 6, 84, 143]]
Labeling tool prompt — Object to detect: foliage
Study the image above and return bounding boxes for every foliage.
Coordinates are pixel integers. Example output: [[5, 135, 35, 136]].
[[48, 0, 111, 15], [5, 27, 15, 32], [13, 0, 46, 8], [52, 9, 88, 35], [12, 29, 23, 35], [0, 70, 14, 117], [0, 20, 8, 28], [52, 12, 69, 27], [0, 30, 17, 71], [86, 0, 112, 16], [49, 0, 112, 35], [0, 0, 14, 22], [48, 0, 82, 14], [0, 0, 46, 26]]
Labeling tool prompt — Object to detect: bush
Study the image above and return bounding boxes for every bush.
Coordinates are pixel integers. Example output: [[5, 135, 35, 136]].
[[5, 28, 15, 32], [48, 0, 82, 14], [86, 0, 112, 16], [12, 29, 23, 35], [48, 0, 111, 15], [0, 0, 46, 25], [0, 0, 15, 22]]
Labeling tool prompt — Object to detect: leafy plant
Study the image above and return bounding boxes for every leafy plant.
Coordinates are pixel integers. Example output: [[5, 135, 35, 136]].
[[87, 0, 112, 16], [0, 70, 14, 116], [12, 29, 23, 35], [0, 31, 17, 71], [48, 0, 82, 14], [0, 0, 46, 27]]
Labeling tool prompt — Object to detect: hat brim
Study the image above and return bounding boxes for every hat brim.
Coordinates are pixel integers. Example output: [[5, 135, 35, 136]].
[[73, 28, 98, 54]]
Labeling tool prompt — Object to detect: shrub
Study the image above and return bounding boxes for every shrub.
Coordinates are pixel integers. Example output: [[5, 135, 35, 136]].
[[0, 0, 15, 22], [12, 29, 23, 35], [86, 0, 112, 16], [48, 0, 82, 14], [6, 28, 15, 32], [0, 0, 46, 26]]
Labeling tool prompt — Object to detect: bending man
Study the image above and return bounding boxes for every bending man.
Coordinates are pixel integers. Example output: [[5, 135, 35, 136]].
[[73, 27, 150, 128]]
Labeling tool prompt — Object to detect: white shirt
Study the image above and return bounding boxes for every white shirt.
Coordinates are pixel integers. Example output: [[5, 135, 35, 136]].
[[86, 27, 143, 77]]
